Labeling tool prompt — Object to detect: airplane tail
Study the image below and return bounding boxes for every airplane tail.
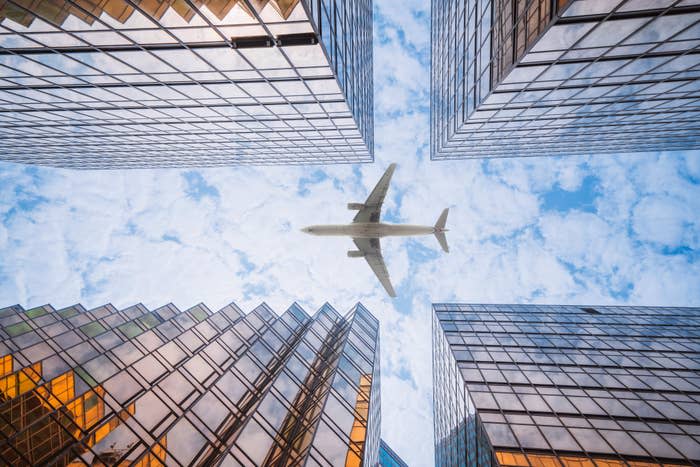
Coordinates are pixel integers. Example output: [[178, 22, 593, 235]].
[[434, 208, 449, 253]]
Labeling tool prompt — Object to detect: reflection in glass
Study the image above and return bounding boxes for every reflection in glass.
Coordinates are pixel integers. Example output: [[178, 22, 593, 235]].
[[0, 0, 373, 168], [0, 300, 381, 465], [433, 304, 700, 466], [0, 355, 133, 465], [432, 0, 700, 159]]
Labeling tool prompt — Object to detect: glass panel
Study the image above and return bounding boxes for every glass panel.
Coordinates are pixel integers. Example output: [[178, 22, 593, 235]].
[[80, 321, 107, 338], [5, 321, 32, 337]]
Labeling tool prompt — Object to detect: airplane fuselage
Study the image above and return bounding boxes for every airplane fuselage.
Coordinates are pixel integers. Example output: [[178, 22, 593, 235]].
[[302, 223, 436, 238]]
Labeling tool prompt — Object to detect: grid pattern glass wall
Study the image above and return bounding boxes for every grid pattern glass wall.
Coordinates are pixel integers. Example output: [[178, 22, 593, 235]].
[[433, 303, 700, 466], [431, 1, 700, 159], [0, 0, 373, 168], [0, 300, 380, 466]]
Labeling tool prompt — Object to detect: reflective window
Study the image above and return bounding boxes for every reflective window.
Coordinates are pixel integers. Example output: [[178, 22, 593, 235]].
[[0, 300, 380, 466], [0, 0, 373, 168], [433, 304, 700, 466], [431, 0, 700, 159]]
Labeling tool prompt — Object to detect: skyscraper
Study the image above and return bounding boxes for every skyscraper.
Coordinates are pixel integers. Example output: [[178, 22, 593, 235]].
[[431, 1, 700, 159], [0, 300, 380, 465], [0, 0, 373, 168], [433, 303, 700, 466], [379, 439, 408, 467]]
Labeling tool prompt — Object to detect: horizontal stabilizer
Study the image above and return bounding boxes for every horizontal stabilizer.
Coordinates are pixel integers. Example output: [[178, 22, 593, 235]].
[[435, 208, 449, 230], [435, 231, 449, 253]]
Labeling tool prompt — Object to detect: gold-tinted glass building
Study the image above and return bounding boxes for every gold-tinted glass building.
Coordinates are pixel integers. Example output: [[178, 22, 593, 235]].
[[433, 303, 700, 466], [0, 0, 373, 168], [0, 300, 381, 466], [431, 1, 700, 159]]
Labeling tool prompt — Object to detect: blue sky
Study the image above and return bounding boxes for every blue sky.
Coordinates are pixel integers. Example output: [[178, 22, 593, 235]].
[[1, 1, 700, 465]]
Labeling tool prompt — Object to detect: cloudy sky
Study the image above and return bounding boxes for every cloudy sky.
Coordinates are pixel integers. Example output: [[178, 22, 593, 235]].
[[2, 1, 700, 465]]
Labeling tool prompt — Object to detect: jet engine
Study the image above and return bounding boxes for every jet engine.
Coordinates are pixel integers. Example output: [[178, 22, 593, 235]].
[[347, 250, 365, 258], [347, 203, 364, 210]]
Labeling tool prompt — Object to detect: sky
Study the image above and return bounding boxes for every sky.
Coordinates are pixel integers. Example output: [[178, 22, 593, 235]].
[[1, 1, 700, 465]]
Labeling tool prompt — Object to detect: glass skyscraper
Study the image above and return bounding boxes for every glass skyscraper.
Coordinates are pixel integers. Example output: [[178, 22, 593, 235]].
[[0, 0, 373, 168], [431, 1, 700, 159], [433, 303, 700, 466], [379, 439, 408, 467], [0, 300, 381, 465]]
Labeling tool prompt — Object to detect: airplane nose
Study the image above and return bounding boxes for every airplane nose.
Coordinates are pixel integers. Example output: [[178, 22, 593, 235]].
[[301, 227, 311, 233]]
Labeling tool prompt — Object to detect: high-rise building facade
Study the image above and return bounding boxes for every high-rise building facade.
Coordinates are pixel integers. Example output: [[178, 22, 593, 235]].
[[0, 0, 373, 168], [431, 1, 700, 159], [379, 439, 408, 467], [0, 300, 380, 466], [433, 303, 700, 466]]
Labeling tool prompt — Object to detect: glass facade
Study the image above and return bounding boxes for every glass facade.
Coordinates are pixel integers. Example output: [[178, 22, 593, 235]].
[[431, 1, 700, 159], [0, 0, 373, 168], [433, 303, 700, 466], [379, 439, 408, 467], [0, 300, 381, 465]]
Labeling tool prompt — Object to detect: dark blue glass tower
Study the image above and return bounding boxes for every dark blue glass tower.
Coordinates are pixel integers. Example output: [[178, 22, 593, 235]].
[[433, 303, 700, 466], [379, 439, 408, 467]]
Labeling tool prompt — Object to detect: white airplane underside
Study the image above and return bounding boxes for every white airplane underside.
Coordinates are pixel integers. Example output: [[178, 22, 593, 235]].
[[302, 163, 449, 298], [301, 223, 435, 238]]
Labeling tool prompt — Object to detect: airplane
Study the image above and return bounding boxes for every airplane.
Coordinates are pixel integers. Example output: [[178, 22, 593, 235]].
[[301, 163, 449, 297]]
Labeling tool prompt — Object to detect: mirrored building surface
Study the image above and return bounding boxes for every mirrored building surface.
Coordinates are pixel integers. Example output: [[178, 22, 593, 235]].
[[0, 300, 380, 466], [0, 0, 373, 168], [431, 1, 700, 159], [433, 303, 700, 466], [379, 439, 408, 467]]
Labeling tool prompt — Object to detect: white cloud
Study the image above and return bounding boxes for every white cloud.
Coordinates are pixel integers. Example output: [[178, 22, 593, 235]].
[[0, 223, 7, 250], [632, 195, 695, 247]]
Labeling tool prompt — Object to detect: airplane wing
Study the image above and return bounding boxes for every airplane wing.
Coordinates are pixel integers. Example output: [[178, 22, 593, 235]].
[[353, 237, 396, 297], [353, 163, 397, 223]]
